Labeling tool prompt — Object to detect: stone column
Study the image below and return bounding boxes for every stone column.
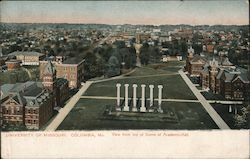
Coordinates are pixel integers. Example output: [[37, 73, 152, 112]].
[[116, 83, 121, 111], [140, 84, 146, 112], [158, 85, 163, 113], [124, 84, 129, 111], [229, 105, 232, 113], [149, 85, 154, 107], [132, 84, 138, 112]]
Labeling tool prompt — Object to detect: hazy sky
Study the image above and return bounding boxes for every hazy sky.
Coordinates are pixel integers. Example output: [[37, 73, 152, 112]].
[[1, 1, 249, 25]]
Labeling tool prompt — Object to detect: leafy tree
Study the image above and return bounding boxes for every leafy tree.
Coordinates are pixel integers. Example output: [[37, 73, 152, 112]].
[[84, 52, 98, 79], [140, 43, 150, 65], [106, 55, 120, 77]]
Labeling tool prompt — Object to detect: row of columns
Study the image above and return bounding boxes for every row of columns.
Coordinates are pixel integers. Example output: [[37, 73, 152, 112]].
[[116, 83, 163, 113]]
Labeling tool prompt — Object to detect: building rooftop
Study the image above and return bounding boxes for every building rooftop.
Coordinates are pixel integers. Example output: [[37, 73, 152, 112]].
[[1, 81, 52, 107], [9, 51, 44, 57], [23, 86, 43, 97]]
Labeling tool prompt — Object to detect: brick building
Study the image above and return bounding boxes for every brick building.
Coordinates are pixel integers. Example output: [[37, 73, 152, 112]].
[[199, 57, 250, 101], [9, 51, 45, 66], [5, 59, 21, 71], [0, 61, 69, 130], [0, 81, 54, 129], [41, 60, 69, 107], [40, 56, 84, 88], [185, 46, 207, 76]]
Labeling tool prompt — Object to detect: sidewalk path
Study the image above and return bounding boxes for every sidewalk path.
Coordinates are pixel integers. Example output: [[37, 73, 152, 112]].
[[80, 95, 200, 103], [178, 69, 230, 129], [45, 81, 93, 131]]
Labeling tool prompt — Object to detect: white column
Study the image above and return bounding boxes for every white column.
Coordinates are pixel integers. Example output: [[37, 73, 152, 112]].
[[132, 84, 138, 112], [158, 85, 163, 113], [229, 105, 232, 113], [124, 84, 129, 111], [149, 85, 154, 107], [140, 84, 146, 112], [116, 83, 121, 111]]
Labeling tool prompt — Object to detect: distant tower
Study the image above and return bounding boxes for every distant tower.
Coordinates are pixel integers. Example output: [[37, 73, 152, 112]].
[[187, 46, 194, 59], [209, 57, 218, 93], [42, 60, 56, 91], [134, 33, 143, 67]]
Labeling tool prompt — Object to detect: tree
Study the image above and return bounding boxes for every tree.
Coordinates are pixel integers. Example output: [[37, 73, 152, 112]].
[[113, 41, 125, 49], [140, 43, 150, 65], [234, 105, 250, 129], [106, 55, 120, 77], [84, 52, 98, 79], [149, 46, 161, 63], [119, 47, 136, 69]]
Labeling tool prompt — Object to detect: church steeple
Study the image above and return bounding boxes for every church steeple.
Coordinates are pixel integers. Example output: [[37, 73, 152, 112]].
[[209, 57, 218, 93], [209, 57, 218, 72], [188, 46, 194, 58]]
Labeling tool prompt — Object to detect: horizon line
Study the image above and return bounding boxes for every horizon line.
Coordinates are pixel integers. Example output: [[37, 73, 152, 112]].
[[1, 22, 249, 27]]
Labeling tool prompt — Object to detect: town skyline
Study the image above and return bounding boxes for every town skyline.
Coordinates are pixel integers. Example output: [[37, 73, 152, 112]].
[[1, 1, 249, 25]]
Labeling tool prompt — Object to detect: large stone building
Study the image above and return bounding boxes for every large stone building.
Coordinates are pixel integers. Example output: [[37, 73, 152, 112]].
[[0, 81, 54, 129], [40, 56, 84, 88], [42, 60, 69, 107], [217, 68, 249, 100], [185, 46, 207, 76], [200, 57, 250, 101], [0, 61, 69, 130], [9, 51, 45, 66]]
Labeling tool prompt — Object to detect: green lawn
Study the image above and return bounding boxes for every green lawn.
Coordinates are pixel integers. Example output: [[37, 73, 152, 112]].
[[57, 99, 218, 130], [84, 62, 196, 100], [84, 73, 196, 100]]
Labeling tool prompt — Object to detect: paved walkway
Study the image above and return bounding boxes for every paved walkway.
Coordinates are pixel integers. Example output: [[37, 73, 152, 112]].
[[179, 69, 230, 129], [207, 100, 243, 104], [80, 95, 200, 103], [45, 81, 93, 131], [80, 95, 243, 105]]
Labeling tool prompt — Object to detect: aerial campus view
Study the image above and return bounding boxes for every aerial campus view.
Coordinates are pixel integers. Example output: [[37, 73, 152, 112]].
[[0, 1, 249, 131]]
